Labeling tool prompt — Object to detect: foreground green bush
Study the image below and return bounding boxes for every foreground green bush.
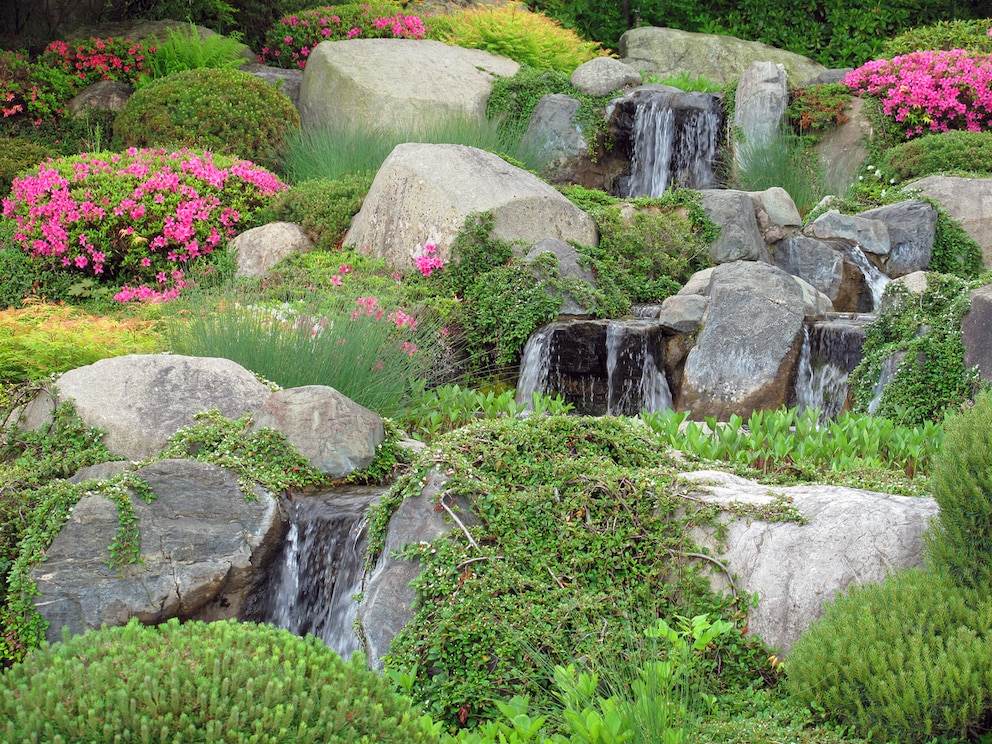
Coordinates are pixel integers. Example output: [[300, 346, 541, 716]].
[[880, 130, 992, 181], [0, 618, 439, 743], [926, 388, 992, 591], [785, 567, 992, 743], [113, 68, 300, 170]]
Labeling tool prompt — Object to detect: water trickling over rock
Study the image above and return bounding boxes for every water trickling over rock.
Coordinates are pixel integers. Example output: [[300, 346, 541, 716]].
[[516, 319, 673, 416], [609, 86, 723, 198], [794, 314, 873, 420], [838, 244, 890, 311], [245, 487, 383, 659]]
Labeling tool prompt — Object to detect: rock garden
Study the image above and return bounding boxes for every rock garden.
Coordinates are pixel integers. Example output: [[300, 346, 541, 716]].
[[3, 1, 992, 742]]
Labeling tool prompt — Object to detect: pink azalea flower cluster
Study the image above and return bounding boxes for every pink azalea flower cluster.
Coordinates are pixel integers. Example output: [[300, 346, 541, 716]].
[[41, 37, 150, 88], [259, 5, 431, 69], [351, 295, 420, 354], [2, 147, 287, 303], [414, 243, 444, 277], [845, 49, 992, 139]]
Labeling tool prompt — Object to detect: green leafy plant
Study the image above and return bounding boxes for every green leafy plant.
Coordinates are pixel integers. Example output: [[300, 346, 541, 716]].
[[254, 175, 372, 248], [882, 17, 992, 57], [785, 567, 992, 744], [0, 617, 441, 742], [429, 1, 603, 73], [788, 84, 853, 138], [880, 129, 992, 182], [113, 67, 300, 170], [643, 72, 721, 93], [0, 301, 163, 383], [0, 140, 54, 198], [925, 388, 992, 591], [137, 23, 248, 85]]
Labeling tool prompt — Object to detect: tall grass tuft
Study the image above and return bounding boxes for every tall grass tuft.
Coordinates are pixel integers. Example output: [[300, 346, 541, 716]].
[[166, 288, 449, 418], [277, 113, 546, 184], [731, 131, 827, 216]]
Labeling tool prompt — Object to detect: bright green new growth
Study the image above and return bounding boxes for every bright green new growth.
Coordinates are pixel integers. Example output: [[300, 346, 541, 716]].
[[137, 23, 249, 86], [926, 388, 992, 591], [785, 567, 992, 743], [1, 617, 440, 743]]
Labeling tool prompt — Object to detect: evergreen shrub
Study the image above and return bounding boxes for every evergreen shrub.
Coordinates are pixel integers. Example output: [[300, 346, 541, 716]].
[[926, 388, 992, 591], [0, 617, 440, 743], [880, 130, 992, 181], [113, 68, 300, 170], [0, 139, 54, 198], [882, 17, 992, 57], [785, 567, 992, 743], [254, 175, 372, 251]]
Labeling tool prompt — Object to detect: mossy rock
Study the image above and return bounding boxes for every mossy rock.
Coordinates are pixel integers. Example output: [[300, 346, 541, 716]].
[[113, 67, 300, 170]]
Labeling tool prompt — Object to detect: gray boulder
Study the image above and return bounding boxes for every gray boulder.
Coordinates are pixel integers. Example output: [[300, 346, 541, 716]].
[[962, 283, 992, 382], [570, 56, 642, 96], [521, 94, 589, 185], [19, 355, 273, 461], [699, 189, 770, 263], [618, 27, 828, 86], [682, 470, 938, 653], [772, 235, 873, 313], [658, 294, 708, 333], [299, 39, 518, 132], [232, 221, 313, 279], [804, 209, 890, 256], [815, 97, 871, 195], [344, 143, 599, 272], [251, 385, 384, 478], [242, 63, 304, 108], [859, 200, 936, 277], [525, 237, 597, 316], [67, 80, 133, 115], [31, 459, 280, 642], [677, 262, 806, 419], [747, 187, 802, 230], [909, 176, 992, 270], [734, 61, 788, 163]]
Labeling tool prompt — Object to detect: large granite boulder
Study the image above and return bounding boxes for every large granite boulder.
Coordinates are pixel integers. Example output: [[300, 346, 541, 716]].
[[962, 283, 992, 382], [232, 221, 313, 279], [67, 80, 133, 115], [344, 143, 599, 271], [31, 459, 281, 642], [908, 176, 992, 270], [677, 261, 806, 419], [19, 355, 273, 461], [521, 94, 590, 186], [299, 38, 518, 133], [251, 385, 384, 478], [682, 470, 938, 653], [858, 200, 936, 277], [698, 189, 769, 263], [618, 27, 828, 86], [734, 61, 788, 161], [570, 56, 642, 96], [804, 209, 890, 256], [772, 235, 874, 313]]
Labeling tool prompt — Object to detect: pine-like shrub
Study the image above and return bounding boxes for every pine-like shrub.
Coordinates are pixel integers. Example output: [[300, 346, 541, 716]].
[[0, 617, 440, 743], [0, 140, 55, 198], [254, 175, 372, 251], [926, 389, 992, 591], [113, 67, 300, 171], [880, 129, 992, 181], [428, 1, 603, 73], [785, 567, 992, 743]]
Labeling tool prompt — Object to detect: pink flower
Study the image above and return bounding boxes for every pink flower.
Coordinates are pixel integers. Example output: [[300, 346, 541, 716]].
[[346, 27, 362, 39], [330, 275, 343, 286]]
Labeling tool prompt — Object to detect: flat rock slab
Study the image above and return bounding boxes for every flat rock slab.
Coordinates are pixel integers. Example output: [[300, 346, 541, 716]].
[[31, 459, 280, 642]]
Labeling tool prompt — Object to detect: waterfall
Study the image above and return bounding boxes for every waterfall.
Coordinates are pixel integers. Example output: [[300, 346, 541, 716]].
[[246, 487, 383, 659], [619, 89, 722, 198], [515, 325, 553, 409], [839, 244, 890, 311], [794, 314, 873, 420]]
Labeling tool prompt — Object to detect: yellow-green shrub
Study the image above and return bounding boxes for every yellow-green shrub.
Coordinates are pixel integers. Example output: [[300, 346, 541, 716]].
[[0, 301, 162, 382], [429, 1, 604, 73]]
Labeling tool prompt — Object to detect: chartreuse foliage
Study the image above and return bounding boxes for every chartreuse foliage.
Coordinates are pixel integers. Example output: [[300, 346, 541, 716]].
[[785, 567, 992, 743], [849, 274, 983, 425], [926, 388, 992, 592], [1, 618, 440, 743], [137, 21, 249, 85], [373, 415, 770, 729]]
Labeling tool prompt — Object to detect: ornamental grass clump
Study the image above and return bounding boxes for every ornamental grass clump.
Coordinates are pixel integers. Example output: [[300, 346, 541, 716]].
[[0, 617, 440, 743], [1, 147, 287, 303], [845, 49, 992, 139], [259, 3, 428, 69]]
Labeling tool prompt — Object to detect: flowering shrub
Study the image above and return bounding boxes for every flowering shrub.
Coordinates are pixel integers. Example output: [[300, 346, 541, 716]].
[[0, 50, 78, 127], [259, 4, 429, 69], [845, 50, 992, 139], [1, 148, 287, 302], [39, 38, 149, 89]]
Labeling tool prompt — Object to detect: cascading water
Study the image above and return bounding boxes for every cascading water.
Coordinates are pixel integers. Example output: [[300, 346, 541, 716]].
[[245, 487, 383, 659], [794, 314, 873, 420], [516, 319, 673, 416], [839, 244, 890, 311], [614, 87, 722, 198]]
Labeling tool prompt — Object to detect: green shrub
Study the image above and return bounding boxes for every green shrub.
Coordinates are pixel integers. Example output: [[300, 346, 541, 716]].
[[255, 175, 372, 250], [113, 67, 300, 170], [926, 389, 992, 591], [880, 130, 992, 181], [429, 1, 603, 73], [137, 23, 249, 85], [644, 72, 721, 93], [788, 84, 854, 138], [0, 140, 55, 198], [882, 17, 992, 57], [785, 567, 992, 743], [849, 274, 980, 425], [0, 617, 440, 742]]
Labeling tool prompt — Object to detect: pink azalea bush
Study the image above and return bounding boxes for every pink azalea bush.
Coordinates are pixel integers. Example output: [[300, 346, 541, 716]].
[[845, 49, 992, 139], [2, 147, 287, 302], [40, 38, 150, 88], [259, 4, 429, 69], [413, 243, 444, 277]]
